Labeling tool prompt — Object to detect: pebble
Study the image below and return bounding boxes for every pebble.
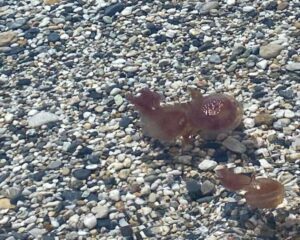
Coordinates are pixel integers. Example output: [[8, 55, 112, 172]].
[[201, 180, 215, 196], [283, 109, 295, 118], [242, 6, 255, 12], [259, 43, 284, 59], [121, 7, 133, 16], [148, 193, 157, 203], [72, 169, 91, 180], [186, 179, 202, 201], [44, 0, 60, 5], [209, 54, 221, 64], [256, 60, 268, 69], [4, 113, 14, 123], [83, 214, 97, 229], [243, 118, 255, 128], [114, 94, 123, 106], [0, 31, 17, 47], [222, 136, 246, 153], [48, 32, 60, 42], [104, 3, 125, 16], [0, 198, 14, 209], [286, 62, 300, 71], [198, 160, 217, 171], [197, 1, 219, 14], [109, 189, 120, 201], [48, 160, 62, 170], [259, 159, 273, 169], [227, 0, 236, 5], [28, 112, 60, 127], [92, 205, 109, 219], [29, 228, 47, 238], [123, 66, 139, 73], [255, 112, 273, 126], [273, 119, 291, 129]]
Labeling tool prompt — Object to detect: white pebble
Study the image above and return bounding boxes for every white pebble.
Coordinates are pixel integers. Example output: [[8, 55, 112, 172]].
[[109, 189, 120, 201], [83, 214, 97, 229], [259, 159, 273, 169], [284, 109, 295, 118], [243, 118, 255, 128], [4, 113, 13, 123], [198, 159, 217, 171]]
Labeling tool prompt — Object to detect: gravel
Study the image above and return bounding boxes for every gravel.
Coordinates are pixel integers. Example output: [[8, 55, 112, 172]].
[[0, 0, 299, 239]]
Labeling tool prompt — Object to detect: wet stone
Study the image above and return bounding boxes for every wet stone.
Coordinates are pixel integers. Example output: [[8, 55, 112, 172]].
[[186, 179, 203, 201], [72, 169, 91, 180], [61, 190, 82, 201], [278, 89, 294, 99], [16, 79, 31, 86], [48, 32, 60, 42], [104, 3, 125, 16], [32, 170, 46, 181], [77, 146, 93, 157], [121, 225, 134, 238], [119, 117, 132, 128]]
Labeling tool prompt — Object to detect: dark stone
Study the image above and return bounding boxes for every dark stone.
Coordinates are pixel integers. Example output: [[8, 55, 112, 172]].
[[186, 179, 203, 201], [213, 149, 228, 163], [64, 6, 74, 13], [87, 193, 99, 202], [278, 89, 294, 99], [48, 32, 60, 42], [154, 35, 167, 44], [265, 1, 278, 10], [54, 201, 65, 213], [96, 218, 116, 230], [246, 10, 258, 18], [196, 196, 214, 204], [0, 151, 8, 160], [0, 173, 9, 183], [77, 146, 93, 157], [261, 18, 275, 28], [87, 154, 101, 164], [61, 190, 82, 201], [88, 89, 103, 100], [72, 169, 91, 180], [251, 46, 260, 55], [32, 170, 46, 181], [89, 131, 98, 137], [252, 86, 267, 98], [64, 61, 74, 68], [120, 225, 134, 238], [198, 42, 214, 52], [24, 28, 40, 39], [104, 3, 125, 16], [182, 43, 190, 52], [222, 202, 238, 218], [103, 177, 117, 187], [146, 23, 162, 35], [191, 39, 202, 47], [288, 49, 297, 58], [202, 142, 221, 149], [231, 46, 246, 58], [6, 46, 25, 55], [119, 117, 132, 128], [10, 194, 26, 205], [250, 76, 267, 83], [16, 79, 31, 86], [156, 152, 173, 161], [167, 17, 181, 25]]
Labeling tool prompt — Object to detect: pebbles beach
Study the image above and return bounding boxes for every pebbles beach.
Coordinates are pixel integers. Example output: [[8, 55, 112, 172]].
[[0, 0, 299, 239]]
